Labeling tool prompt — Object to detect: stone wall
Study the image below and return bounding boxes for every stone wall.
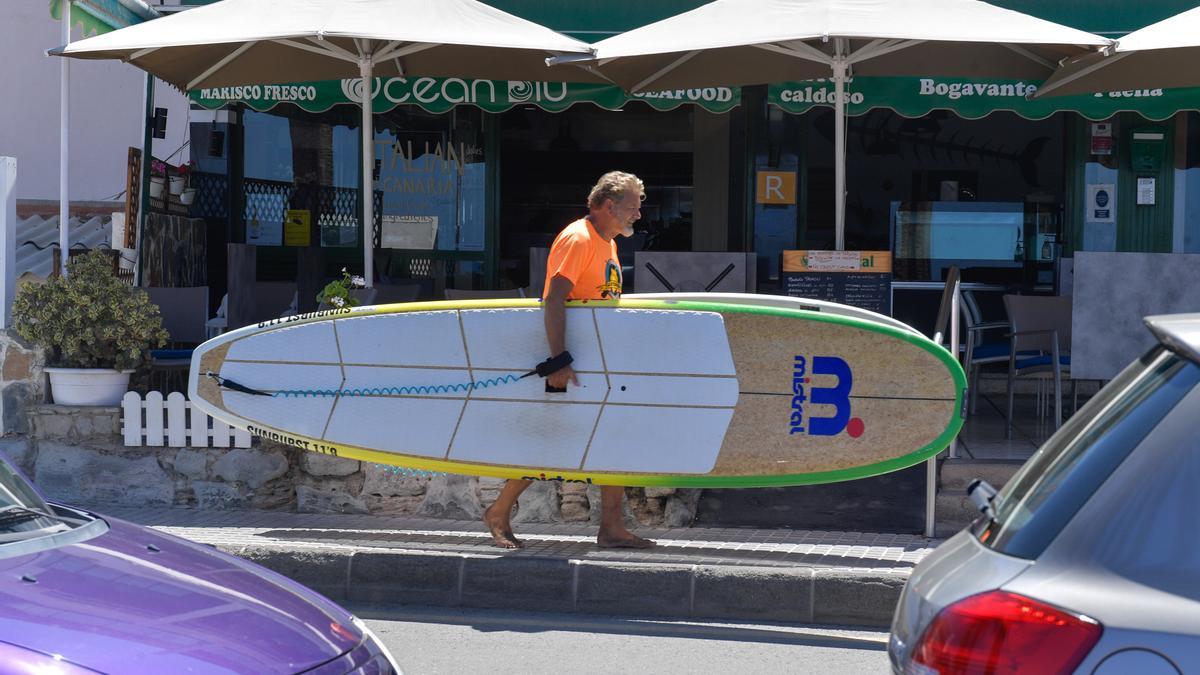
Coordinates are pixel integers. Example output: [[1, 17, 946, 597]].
[[0, 404, 700, 527], [0, 330, 45, 434]]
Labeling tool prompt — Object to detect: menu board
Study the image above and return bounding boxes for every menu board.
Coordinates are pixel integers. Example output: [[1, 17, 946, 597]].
[[781, 250, 892, 315]]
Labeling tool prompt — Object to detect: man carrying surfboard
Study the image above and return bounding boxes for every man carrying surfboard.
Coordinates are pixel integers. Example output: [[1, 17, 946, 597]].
[[483, 171, 656, 550]]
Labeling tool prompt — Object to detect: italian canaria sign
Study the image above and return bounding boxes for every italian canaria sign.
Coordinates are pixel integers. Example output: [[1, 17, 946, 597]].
[[191, 77, 740, 114], [770, 76, 1196, 121]]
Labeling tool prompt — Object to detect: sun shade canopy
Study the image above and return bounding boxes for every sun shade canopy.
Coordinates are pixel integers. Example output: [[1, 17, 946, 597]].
[[50, 0, 600, 91], [569, 0, 1109, 93], [1037, 5, 1200, 97]]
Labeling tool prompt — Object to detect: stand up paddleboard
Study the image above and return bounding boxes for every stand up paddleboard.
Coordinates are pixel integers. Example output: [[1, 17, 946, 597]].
[[188, 298, 964, 488]]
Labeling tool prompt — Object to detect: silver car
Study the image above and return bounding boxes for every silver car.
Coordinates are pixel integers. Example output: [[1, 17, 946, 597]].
[[890, 313, 1200, 674]]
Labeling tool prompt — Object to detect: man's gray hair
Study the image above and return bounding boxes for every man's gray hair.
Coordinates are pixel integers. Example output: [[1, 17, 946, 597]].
[[587, 171, 645, 210]]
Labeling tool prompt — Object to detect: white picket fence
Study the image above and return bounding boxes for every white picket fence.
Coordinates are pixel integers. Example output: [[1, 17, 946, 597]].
[[122, 391, 252, 448]]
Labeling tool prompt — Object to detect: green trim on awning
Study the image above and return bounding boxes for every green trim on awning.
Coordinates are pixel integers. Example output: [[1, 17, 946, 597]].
[[190, 77, 740, 115], [50, 0, 152, 36], [769, 77, 1198, 122]]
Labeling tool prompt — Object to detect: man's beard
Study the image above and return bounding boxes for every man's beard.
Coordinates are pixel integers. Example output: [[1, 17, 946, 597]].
[[620, 224, 635, 237]]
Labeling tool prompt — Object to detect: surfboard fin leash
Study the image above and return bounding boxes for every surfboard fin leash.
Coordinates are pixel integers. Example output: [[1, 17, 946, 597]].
[[205, 372, 272, 396]]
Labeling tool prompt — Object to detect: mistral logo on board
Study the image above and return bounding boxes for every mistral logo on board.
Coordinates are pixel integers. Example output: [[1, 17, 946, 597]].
[[789, 356, 864, 439]]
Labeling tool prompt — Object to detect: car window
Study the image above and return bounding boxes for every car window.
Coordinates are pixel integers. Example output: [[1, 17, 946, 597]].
[[0, 459, 50, 513], [977, 346, 1200, 559]]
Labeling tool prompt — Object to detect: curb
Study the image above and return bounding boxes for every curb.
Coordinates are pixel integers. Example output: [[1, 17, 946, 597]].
[[227, 545, 906, 628]]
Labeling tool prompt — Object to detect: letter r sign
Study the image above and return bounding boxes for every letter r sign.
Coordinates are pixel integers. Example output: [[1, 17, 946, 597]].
[[756, 171, 797, 205]]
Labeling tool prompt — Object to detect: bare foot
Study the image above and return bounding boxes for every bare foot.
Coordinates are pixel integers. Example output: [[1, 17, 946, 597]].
[[483, 503, 523, 549], [597, 531, 656, 549]]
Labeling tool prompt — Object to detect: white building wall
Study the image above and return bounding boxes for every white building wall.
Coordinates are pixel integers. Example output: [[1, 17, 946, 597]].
[[0, 0, 190, 204]]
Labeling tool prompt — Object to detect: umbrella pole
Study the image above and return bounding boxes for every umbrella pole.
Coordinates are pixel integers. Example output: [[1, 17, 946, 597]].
[[360, 57, 375, 288], [833, 58, 847, 252], [59, 0, 71, 275]]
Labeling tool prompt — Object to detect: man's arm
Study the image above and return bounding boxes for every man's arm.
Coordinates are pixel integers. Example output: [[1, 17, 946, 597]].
[[544, 274, 580, 390]]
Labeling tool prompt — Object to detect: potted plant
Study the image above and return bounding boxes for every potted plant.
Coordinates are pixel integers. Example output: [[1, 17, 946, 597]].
[[178, 160, 198, 205], [149, 159, 167, 199], [168, 160, 190, 196], [12, 251, 168, 406], [316, 268, 366, 309]]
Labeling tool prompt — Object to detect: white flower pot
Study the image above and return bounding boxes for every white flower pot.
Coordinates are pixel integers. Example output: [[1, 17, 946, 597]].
[[179, 188, 196, 205], [46, 367, 133, 406], [149, 177, 165, 199], [169, 175, 186, 195]]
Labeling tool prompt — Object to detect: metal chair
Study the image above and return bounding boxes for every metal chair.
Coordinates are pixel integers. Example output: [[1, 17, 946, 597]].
[[143, 286, 209, 392], [1002, 294, 1072, 439], [961, 289, 1015, 416]]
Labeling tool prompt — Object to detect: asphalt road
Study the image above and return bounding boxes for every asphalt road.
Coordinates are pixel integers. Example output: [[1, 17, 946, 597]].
[[356, 605, 890, 674]]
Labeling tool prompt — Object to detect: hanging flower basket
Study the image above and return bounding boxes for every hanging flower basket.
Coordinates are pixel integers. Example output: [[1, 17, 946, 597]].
[[149, 176, 165, 199]]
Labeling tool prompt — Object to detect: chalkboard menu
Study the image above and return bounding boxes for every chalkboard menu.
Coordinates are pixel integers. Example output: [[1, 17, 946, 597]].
[[781, 250, 892, 315]]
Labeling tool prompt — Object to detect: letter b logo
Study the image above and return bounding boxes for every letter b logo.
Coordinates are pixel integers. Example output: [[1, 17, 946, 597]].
[[809, 357, 863, 437]]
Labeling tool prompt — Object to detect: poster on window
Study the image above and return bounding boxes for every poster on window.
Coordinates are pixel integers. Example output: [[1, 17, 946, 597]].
[[284, 210, 311, 247], [1086, 184, 1115, 223], [320, 219, 358, 247], [382, 215, 438, 249]]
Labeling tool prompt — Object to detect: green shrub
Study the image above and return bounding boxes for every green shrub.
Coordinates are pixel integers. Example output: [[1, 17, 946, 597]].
[[12, 251, 168, 370]]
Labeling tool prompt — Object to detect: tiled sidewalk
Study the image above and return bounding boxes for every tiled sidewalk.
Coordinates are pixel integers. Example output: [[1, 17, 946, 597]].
[[95, 505, 938, 572]]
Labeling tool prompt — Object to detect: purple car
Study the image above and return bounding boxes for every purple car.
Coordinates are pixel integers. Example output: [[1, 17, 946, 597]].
[[0, 455, 399, 674]]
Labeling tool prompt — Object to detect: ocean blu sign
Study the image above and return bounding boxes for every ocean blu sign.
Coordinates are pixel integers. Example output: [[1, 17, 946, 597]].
[[192, 77, 739, 115]]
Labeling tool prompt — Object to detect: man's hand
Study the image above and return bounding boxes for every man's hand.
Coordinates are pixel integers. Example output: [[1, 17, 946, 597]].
[[547, 363, 580, 391]]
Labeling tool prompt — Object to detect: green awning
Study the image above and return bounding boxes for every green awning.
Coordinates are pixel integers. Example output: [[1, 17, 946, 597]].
[[190, 77, 740, 115], [51, 0, 157, 37], [769, 76, 1198, 121]]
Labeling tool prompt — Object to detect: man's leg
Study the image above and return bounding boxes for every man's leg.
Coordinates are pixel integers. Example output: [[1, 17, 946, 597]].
[[483, 479, 531, 548], [596, 485, 655, 548]]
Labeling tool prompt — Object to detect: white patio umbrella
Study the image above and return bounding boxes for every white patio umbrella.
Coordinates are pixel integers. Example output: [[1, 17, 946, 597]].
[[1036, 6, 1200, 97], [51, 0, 599, 286], [552, 0, 1109, 250]]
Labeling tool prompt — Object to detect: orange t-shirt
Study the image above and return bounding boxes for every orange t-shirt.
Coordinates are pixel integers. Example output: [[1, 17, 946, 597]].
[[543, 218, 622, 301]]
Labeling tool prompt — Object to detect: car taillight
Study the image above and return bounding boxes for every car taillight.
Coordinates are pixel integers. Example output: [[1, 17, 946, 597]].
[[909, 590, 1102, 675]]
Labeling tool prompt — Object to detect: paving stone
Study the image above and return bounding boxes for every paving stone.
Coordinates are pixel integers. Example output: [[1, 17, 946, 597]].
[[348, 551, 462, 607], [692, 565, 812, 623], [576, 562, 691, 617], [460, 556, 573, 612]]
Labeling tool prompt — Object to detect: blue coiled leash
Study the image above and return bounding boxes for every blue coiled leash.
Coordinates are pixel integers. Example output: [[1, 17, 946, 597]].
[[204, 350, 575, 398]]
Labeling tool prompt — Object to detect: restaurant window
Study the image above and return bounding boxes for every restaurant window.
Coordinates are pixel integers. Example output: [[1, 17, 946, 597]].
[[498, 103, 695, 291], [373, 107, 485, 252], [752, 107, 1067, 289], [827, 109, 1065, 284], [242, 108, 359, 250]]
